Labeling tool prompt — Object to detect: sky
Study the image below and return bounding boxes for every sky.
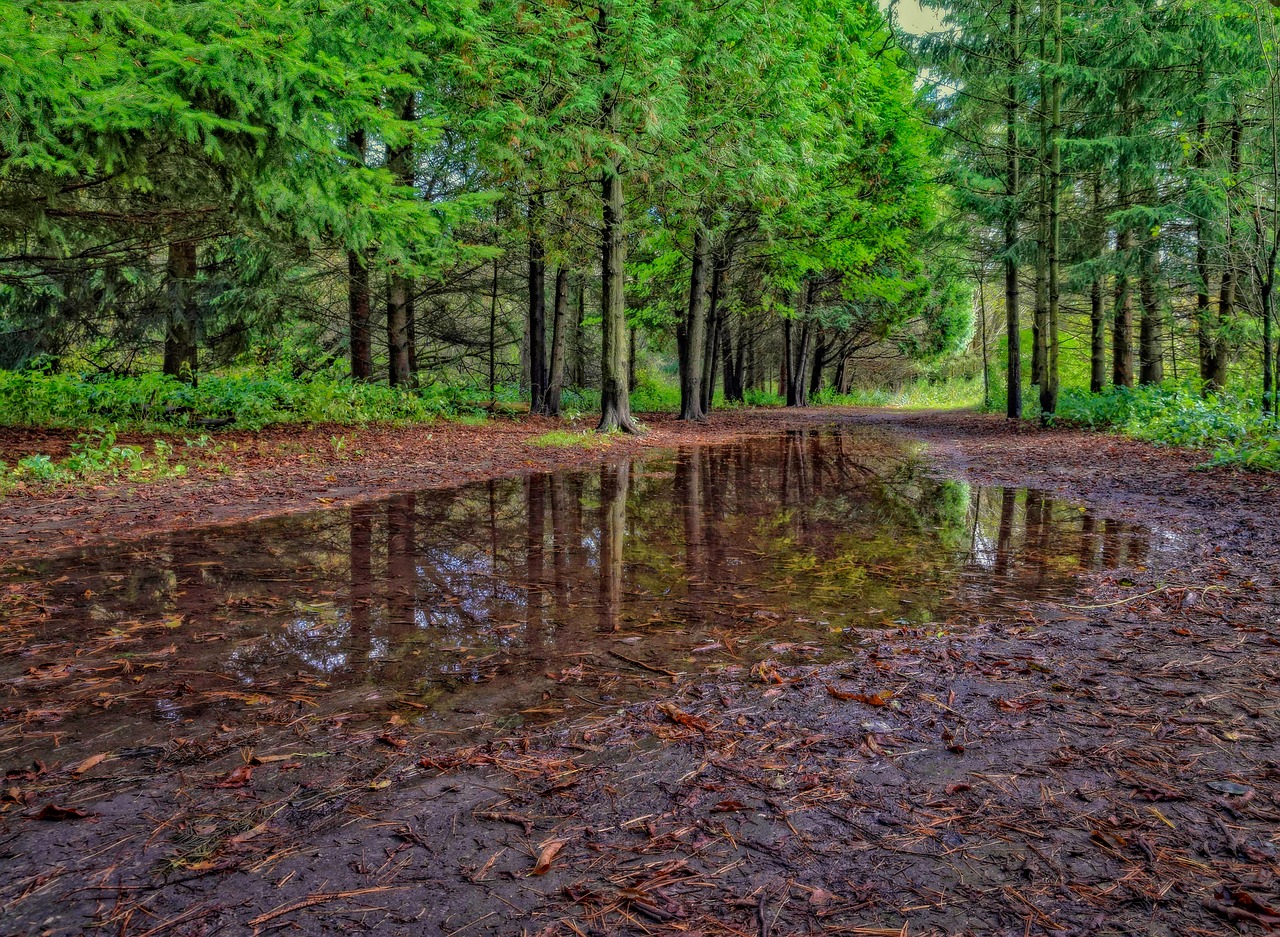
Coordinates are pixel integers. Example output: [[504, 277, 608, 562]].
[[882, 0, 948, 35]]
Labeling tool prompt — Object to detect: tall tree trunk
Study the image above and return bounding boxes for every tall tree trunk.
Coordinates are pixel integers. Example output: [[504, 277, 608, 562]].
[[678, 219, 710, 421], [546, 267, 569, 417], [386, 95, 416, 389], [1138, 235, 1164, 385], [1039, 0, 1061, 419], [348, 251, 372, 382], [164, 240, 198, 385], [1032, 63, 1048, 392], [809, 329, 826, 399], [700, 249, 726, 414], [597, 144, 637, 433], [387, 273, 411, 387], [1090, 176, 1107, 393], [488, 254, 499, 401], [1004, 0, 1023, 419], [787, 283, 814, 407], [347, 129, 372, 382], [1209, 112, 1244, 393], [1194, 104, 1219, 391], [1116, 90, 1136, 389], [527, 194, 549, 413], [572, 275, 587, 388]]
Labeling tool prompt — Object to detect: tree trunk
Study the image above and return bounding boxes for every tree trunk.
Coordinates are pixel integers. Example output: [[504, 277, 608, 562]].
[[527, 195, 549, 413], [597, 144, 638, 433], [164, 240, 199, 385], [1004, 0, 1023, 419], [572, 275, 586, 388], [546, 267, 569, 417], [701, 249, 726, 414], [787, 283, 814, 407], [348, 250, 372, 381], [488, 254, 499, 401], [387, 273, 412, 387], [386, 95, 415, 389], [1208, 112, 1244, 393], [1039, 0, 1061, 419], [1138, 236, 1164, 385], [809, 329, 826, 399], [1112, 89, 1135, 389], [347, 130, 372, 382], [1090, 176, 1107, 393], [678, 220, 710, 421]]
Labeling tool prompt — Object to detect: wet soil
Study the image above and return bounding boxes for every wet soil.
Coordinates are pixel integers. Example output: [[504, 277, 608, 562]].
[[2, 408, 1279, 937]]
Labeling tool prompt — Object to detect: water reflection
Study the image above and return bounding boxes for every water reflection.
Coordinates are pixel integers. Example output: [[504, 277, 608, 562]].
[[0, 429, 1159, 761]]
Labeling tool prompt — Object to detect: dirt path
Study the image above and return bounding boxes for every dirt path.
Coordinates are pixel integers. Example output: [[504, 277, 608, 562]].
[[2, 409, 1278, 936]]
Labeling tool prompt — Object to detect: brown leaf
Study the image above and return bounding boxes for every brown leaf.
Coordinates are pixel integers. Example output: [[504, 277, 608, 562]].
[[215, 765, 253, 788], [378, 734, 408, 750], [32, 804, 94, 821], [711, 800, 749, 812], [945, 783, 972, 796], [826, 685, 890, 706], [532, 839, 567, 875], [71, 753, 107, 777]]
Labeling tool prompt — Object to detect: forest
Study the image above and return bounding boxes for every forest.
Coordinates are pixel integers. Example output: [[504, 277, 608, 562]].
[[4, 3, 1280, 936], [3, 0, 1279, 466]]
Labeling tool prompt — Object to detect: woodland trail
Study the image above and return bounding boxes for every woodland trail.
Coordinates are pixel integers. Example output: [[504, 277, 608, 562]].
[[1, 409, 1278, 936]]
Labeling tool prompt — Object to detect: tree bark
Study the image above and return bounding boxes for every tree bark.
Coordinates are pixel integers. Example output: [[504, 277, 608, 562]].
[[1208, 112, 1244, 393], [678, 220, 710, 421], [527, 194, 549, 413], [1004, 0, 1023, 419], [597, 129, 638, 433], [700, 249, 726, 414], [1138, 236, 1164, 385], [546, 267, 569, 417], [164, 240, 198, 385], [1090, 177, 1107, 393], [1039, 0, 1061, 419], [347, 130, 372, 382]]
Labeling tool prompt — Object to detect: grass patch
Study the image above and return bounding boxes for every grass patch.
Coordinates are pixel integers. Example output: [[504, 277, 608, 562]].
[[527, 429, 613, 449]]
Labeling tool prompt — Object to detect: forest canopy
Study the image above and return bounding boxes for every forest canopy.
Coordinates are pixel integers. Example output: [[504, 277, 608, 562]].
[[0, 0, 963, 430]]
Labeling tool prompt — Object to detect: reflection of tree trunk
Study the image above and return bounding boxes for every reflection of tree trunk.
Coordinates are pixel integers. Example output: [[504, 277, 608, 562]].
[[1102, 518, 1122, 567], [598, 463, 628, 633], [994, 487, 1017, 576], [676, 451, 705, 588], [1078, 511, 1099, 569], [550, 474, 570, 617], [349, 503, 374, 665], [386, 494, 417, 631], [525, 475, 547, 648]]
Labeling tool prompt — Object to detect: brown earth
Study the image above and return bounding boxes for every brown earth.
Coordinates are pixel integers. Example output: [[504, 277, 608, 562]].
[[2, 408, 1279, 937]]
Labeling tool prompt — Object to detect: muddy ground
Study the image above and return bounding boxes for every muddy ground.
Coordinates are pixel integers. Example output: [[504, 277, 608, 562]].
[[2, 408, 1279, 936]]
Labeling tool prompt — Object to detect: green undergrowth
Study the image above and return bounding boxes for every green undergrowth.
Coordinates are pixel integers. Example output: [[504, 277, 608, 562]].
[[813, 375, 987, 410], [1047, 383, 1280, 471], [528, 429, 616, 449], [0, 368, 506, 432], [0, 431, 191, 493]]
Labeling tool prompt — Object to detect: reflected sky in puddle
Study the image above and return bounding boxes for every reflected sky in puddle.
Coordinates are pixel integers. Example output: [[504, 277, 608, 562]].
[[0, 429, 1163, 763]]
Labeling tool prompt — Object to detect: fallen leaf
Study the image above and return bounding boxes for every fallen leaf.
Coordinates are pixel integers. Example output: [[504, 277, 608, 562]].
[[71, 753, 107, 777], [532, 839, 566, 875], [32, 804, 94, 821], [215, 765, 253, 788]]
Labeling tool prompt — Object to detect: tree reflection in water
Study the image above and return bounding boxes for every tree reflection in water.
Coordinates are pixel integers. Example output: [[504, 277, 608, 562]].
[[0, 429, 1166, 764]]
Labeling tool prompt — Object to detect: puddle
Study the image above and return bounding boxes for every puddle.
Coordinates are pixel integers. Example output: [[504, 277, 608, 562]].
[[0, 429, 1160, 764]]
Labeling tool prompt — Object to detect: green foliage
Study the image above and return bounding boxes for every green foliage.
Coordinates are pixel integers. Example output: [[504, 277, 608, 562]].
[[0, 369, 494, 431], [0, 431, 187, 493], [813, 376, 987, 410], [1053, 383, 1280, 470]]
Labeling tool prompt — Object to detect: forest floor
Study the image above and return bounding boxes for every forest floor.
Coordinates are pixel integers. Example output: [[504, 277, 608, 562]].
[[2, 408, 1280, 936]]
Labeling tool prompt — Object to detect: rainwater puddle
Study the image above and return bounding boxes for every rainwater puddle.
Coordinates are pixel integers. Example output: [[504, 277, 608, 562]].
[[0, 429, 1162, 764]]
